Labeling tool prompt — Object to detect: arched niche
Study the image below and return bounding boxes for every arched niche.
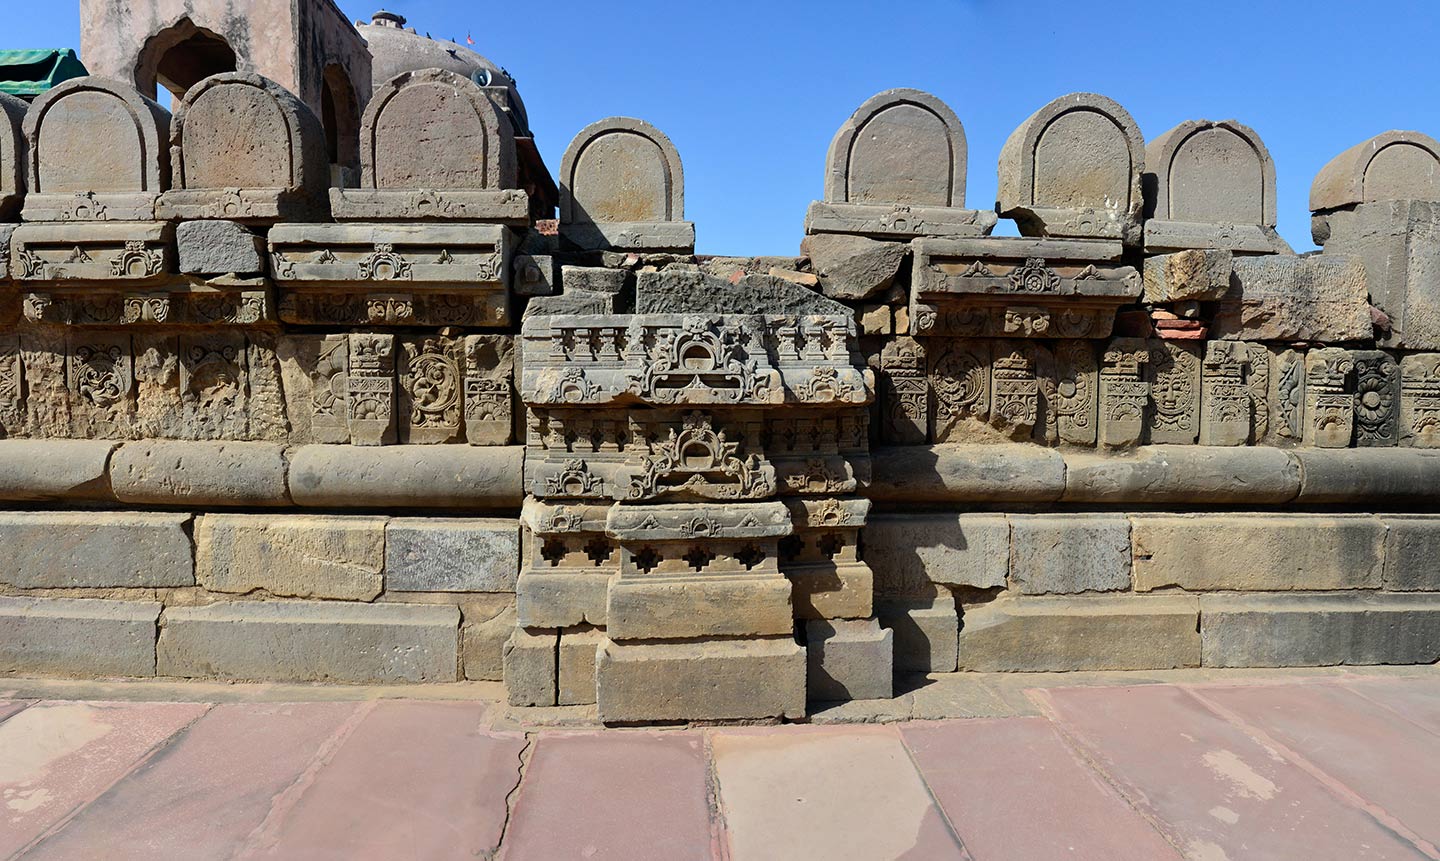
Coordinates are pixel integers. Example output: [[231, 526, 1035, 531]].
[[1146, 120, 1276, 226], [133, 17, 239, 104], [560, 117, 685, 225], [822, 88, 967, 209], [1310, 130, 1440, 213], [997, 92, 1145, 242], [322, 63, 360, 173]]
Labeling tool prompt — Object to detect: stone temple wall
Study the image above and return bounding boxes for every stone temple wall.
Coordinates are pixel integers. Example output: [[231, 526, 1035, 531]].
[[1, 71, 1440, 723]]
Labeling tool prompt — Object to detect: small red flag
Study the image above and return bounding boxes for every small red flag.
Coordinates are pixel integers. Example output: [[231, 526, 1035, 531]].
[[466, 33, 475, 45]]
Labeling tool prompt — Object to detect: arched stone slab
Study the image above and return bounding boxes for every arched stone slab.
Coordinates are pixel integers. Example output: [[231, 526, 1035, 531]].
[[21, 76, 169, 221], [0, 91, 27, 219], [330, 69, 526, 223], [1310, 130, 1440, 214], [1142, 119, 1289, 254], [558, 117, 694, 252], [158, 73, 329, 223], [997, 93, 1145, 245], [805, 89, 995, 239]]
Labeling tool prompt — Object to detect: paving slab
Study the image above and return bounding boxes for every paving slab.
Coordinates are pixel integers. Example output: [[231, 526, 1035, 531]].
[[710, 725, 968, 860], [1342, 676, 1440, 737], [1041, 685, 1426, 860], [1193, 682, 1440, 850], [501, 731, 715, 860], [0, 699, 28, 723], [902, 717, 1181, 861], [252, 701, 524, 860], [25, 702, 361, 861], [0, 701, 209, 858]]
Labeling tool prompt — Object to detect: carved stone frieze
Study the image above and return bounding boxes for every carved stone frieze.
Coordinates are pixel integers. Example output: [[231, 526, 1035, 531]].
[[1304, 347, 1355, 448], [12, 223, 173, 284], [1199, 341, 1253, 446], [1099, 337, 1151, 449], [1400, 353, 1440, 448], [1352, 350, 1400, 447], [346, 333, 396, 446]]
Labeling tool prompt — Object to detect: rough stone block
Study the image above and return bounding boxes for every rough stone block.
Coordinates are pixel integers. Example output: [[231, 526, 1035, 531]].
[[516, 571, 610, 629], [1382, 516, 1440, 591], [595, 636, 806, 723], [504, 627, 558, 707], [806, 618, 893, 702], [1200, 593, 1440, 667], [196, 514, 386, 601], [1212, 255, 1371, 343], [864, 514, 1008, 597], [159, 601, 459, 683], [877, 594, 958, 673], [868, 445, 1065, 503], [461, 605, 514, 682], [1062, 446, 1300, 504], [1319, 200, 1440, 350], [385, 519, 520, 593], [110, 441, 290, 507], [788, 561, 873, 620], [634, 268, 850, 316], [0, 512, 193, 589], [605, 577, 793, 640], [559, 625, 603, 706], [288, 444, 524, 508], [957, 595, 1201, 672], [800, 233, 907, 301], [0, 440, 117, 502], [0, 596, 160, 678], [560, 265, 628, 296], [1132, 514, 1383, 591], [1292, 448, 1440, 505], [176, 220, 266, 275], [1009, 514, 1131, 595], [1142, 249, 1232, 303]]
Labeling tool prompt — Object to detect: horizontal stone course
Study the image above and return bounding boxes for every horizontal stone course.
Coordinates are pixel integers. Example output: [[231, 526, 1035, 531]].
[[0, 595, 160, 677], [288, 445, 524, 508], [0, 512, 193, 589], [958, 596, 1201, 672], [1382, 516, 1440, 592], [868, 445, 1065, 503], [1200, 593, 1440, 667], [864, 514, 1008, 597], [595, 636, 806, 723], [196, 514, 386, 601], [1009, 514, 1131, 595], [0, 440, 117, 502], [385, 519, 520, 593], [110, 441, 291, 507], [158, 600, 460, 683], [1063, 447, 1300, 504]]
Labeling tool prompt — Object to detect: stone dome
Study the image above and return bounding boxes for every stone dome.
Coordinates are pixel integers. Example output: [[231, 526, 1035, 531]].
[[358, 10, 530, 135]]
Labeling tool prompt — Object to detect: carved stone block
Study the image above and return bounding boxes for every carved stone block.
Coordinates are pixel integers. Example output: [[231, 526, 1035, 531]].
[[878, 336, 927, 445], [398, 336, 463, 444], [1268, 347, 1306, 445], [0, 334, 22, 437], [1352, 350, 1400, 448], [927, 338, 989, 443], [346, 333, 396, 446], [782, 497, 873, 621], [991, 340, 1046, 441], [1400, 353, 1440, 448], [1213, 255, 1371, 343], [1050, 340, 1098, 447], [1304, 348, 1355, 448], [20, 331, 69, 438], [1199, 341, 1253, 446], [559, 118, 694, 252], [1098, 337, 1150, 449], [1146, 340, 1201, 445], [1319, 200, 1440, 351], [12, 222, 172, 284], [66, 332, 135, 439], [463, 335, 514, 446], [246, 333, 289, 443], [179, 333, 248, 440]]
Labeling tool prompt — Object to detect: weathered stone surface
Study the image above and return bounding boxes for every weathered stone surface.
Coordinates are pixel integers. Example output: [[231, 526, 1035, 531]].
[[0, 512, 192, 589], [1142, 249, 1232, 303], [1212, 255, 1371, 343], [159, 601, 459, 683], [1400, 353, 1440, 447], [634, 268, 849, 316], [176, 220, 266, 275], [109, 441, 290, 506], [1009, 514, 1131, 595], [877, 594, 958, 673], [196, 514, 386, 601], [0, 440, 116, 502], [1352, 349, 1401, 446], [1383, 516, 1440, 592], [958, 595, 1201, 672], [461, 605, 515, 682], [558, 625, 603, 706], [504, 627, 557, 707], [559, 117, 692, 252], [1292, 448, 1440, 504], [864, 514, 1008, 597], [560, 265, 628, 296], [0, 92, 24, 218], [606, 577, 793, 640], [806, 618, 893, 702], [801, 234, 906, 301], [1146, 339, 1201, 445], [385, 519, 520, 593], [868, 444, 1065, 502], [516, 571, 611, 630], [0, 596, 160, 678], [1200, 593, 1440, 667], [1310, 130, 1440, 214], [1199, 341, 1256, 446], [595, 636, 806, 722], [1062, 446, 1300, 504], [289, 444, 524, 508], [1131, 514, 1383, 591], [1320, 200, 1440, 351], [1303, 347, 1356, 448], [787, 559, 873, 621]]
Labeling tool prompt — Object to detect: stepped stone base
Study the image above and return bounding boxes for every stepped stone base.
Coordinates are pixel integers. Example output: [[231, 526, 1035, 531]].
[[0, 596, 160, 678], [1201, 594, 1440, 667], [958, 596, 1201, 672], [878, 595, 959, 673], [807, 618, 893, 702], [595, 637, 806, 723]]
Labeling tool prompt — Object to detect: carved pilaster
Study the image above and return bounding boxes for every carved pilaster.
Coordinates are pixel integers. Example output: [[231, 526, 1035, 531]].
[[1400, 353, 1440, 448], [399, 336, 463, 444], [347, 333, 396, 446], [1304, 348, 1354, 448], [464, 335, 515, 445], [878, 336, 927, 445], [1050, 340, 1097, 447], [927, 338, 988, 443], [1199, 341, 1252, 447], [1099, 337, 1150, 449], [1352, 350, 1400, 447]]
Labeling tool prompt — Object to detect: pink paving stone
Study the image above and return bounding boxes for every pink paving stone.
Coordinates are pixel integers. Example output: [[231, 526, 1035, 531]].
[[1193, 682, 1440, 851], [0, 700, 29, 723], [1343, 677, 1440, 737], [711, 725, 968, 861], [902, 717, 1182, 861], [501, 731, 716, 861], [1041, 685, 1424, 861], [25, 701, 361, 861], [0, 701, 209, 858], [250, 701, 524, 860]]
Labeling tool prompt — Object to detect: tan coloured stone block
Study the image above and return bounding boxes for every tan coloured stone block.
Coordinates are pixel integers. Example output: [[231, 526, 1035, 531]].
[[0, 440, 117, 502], [1009, 514, 1131, 595], [110, 441, 291, 507], [559, 625, 604, 706], [595, 636, 806, 723], [504, 627, 557, 707], [806, 618, 893, 702], [1131, 514, 1383, 592], [196, 514, 386, 601], [461, 605, 515, 682], [1381, 516, 1440, 591], [864, 514, 1008, 597], [1142, 249, 1232, 303], [877, 595, 958, 673], [385, 519, 520, 593], [516, 571, 611, 629], [957, 596, 1201, 672], [0, 512, 193, 589], [605, 577, 793, 640], [787, 562, 873, 620]]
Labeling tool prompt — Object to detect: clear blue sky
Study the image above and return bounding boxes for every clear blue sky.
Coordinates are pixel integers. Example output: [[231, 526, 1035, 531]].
[[12, 0, 1440, 255]]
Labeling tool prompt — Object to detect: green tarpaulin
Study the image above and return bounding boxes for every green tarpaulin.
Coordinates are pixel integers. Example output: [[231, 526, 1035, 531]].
[[0, 49, 87, 97]]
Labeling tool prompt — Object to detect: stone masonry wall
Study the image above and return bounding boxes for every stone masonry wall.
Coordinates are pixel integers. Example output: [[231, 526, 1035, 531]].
[[2, 67, 1440, 724]]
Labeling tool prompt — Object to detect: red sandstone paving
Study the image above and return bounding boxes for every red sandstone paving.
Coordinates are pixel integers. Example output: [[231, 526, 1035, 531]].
[[24, 701, 361, 861], [1342, 676, 1440, 737], [0, 699, 29, 723], [1040, 685, 1427, 860], [1192, 682, 1440, 851], [500, 731, 716, 861], [0, 701, 210, 858], [902, 716, 1182, 861], [710, 725, 968, 860], [248, 701, 524, 860]]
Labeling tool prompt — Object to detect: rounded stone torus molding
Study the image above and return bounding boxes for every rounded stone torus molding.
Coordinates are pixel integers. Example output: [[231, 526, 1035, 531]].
[[558, 116, 686, 226], [22, 74, 170, 197], [1144, 119, 1278, 227], [822, 87, 969, 209], [168, 72, 328, 202], [1309, 129, 1440, 214], [359, 68, 518, 191]]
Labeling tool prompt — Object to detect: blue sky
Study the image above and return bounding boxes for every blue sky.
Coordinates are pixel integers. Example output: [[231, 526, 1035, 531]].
[[12, 1, 1440, 255]]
